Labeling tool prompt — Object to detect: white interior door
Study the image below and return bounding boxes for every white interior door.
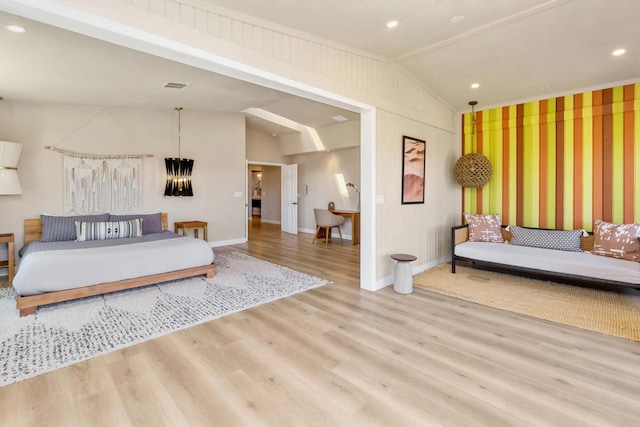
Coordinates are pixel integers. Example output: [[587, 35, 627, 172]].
[[282, 163, 298, 234]]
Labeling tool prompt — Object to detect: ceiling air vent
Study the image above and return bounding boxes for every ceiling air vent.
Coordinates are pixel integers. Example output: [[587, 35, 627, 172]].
[[163, 82, 189, 89]]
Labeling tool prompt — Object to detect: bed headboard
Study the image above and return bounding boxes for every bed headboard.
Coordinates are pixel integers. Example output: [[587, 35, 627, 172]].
[[24, 213, 169, 245]]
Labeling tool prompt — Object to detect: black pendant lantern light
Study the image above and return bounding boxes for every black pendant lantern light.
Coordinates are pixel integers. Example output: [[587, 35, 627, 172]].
[[164, 107, 194, 196], [454, 101, 493, 188]]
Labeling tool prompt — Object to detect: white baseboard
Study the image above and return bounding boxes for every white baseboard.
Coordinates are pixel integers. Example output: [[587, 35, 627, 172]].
[[209, 238, 247, 248], [373, 255, 451, 291], [260, 219, 281, 225], [298, 227, 353, 241]]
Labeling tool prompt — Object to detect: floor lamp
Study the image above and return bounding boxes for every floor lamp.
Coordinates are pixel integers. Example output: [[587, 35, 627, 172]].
[[346, 182, 360, 211]]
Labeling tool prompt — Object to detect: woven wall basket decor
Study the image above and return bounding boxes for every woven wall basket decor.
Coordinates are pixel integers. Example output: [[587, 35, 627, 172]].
[[454, 153, 493, 188]]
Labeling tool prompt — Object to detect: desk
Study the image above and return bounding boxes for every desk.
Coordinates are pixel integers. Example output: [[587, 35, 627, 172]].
[[0, 233, 15, 285], [330, 210, 360, 245], [174, 221, 208, 241]]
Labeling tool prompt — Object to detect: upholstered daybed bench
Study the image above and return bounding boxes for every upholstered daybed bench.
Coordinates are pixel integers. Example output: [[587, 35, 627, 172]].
[[451, 216, 640, 290]]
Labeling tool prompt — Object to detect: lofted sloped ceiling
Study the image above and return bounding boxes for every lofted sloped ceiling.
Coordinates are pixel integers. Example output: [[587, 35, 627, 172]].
[[1, 0, 638, 130], [0, 10, 358, 136], [202, 0, 640, 111]]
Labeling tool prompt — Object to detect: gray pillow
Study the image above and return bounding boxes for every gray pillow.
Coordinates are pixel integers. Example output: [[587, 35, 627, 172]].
[[109, 213, 164, 234], [40, 213, 110, 242], [509, 225, 583, 252]]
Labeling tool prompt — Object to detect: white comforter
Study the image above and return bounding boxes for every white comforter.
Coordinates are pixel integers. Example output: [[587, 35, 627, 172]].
[[13, 237, 214, 296], [455, 242, 640, 284]]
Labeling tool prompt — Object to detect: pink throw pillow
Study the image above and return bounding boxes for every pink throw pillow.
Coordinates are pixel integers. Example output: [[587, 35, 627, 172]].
[[464, 213, 504, 243], [591, 219, 640, 262]]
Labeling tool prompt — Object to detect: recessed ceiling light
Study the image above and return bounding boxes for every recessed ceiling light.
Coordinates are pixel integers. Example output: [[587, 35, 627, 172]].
[[450, 16, 465, 24], [612, 48, 626, 56], [331, 114, 348, 122], [6, 25, 26, 33], [471, 83, 480, 89], [386, 20, 398, 28], [271, 133, 277, 137]]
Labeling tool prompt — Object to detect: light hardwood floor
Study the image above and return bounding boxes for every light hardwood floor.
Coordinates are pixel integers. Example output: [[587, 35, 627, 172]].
[[1, 221, 639, 426]]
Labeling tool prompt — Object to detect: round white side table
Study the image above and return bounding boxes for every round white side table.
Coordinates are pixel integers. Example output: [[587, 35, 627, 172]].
[[390, 253, 417, 294]]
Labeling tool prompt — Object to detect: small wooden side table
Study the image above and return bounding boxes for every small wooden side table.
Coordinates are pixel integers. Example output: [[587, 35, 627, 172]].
[[0, 233, 15, 285], [174, 221, 208, 241]]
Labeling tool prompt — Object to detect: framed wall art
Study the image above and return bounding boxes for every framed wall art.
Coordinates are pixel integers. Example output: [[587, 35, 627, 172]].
[[401, 135, 426, 204]]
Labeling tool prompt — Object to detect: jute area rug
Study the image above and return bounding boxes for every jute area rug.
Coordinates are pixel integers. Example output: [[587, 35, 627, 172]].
[[0, 252, 328, 387], [413, 264, 640, 342]]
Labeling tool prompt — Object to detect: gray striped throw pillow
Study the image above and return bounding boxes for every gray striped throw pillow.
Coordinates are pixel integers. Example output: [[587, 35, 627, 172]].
[[75, 219, 143, 242]]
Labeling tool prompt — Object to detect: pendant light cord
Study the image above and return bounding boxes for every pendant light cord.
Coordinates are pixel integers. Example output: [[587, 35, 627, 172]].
[[469, 101, 478, 153], [176, 107, 183, 158]]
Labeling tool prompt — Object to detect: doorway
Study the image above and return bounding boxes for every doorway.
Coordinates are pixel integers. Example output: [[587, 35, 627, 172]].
[[248, 168, 264, 219], [246, 162, 286, 237]]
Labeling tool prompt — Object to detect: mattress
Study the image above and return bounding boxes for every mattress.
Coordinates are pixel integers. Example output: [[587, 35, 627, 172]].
[[13, 233, 215, 296], [455, 241, 640, 285], [19, 230, 181, 257]]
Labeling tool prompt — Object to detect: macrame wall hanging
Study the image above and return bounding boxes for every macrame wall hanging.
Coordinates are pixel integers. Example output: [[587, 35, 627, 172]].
[[44, 109, 153, 214], [454, 101, 493, 188], [46, 146, 153, 214]]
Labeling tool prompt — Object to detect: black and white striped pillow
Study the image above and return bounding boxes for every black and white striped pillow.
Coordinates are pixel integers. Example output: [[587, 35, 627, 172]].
[[75, 219, 143, 242]]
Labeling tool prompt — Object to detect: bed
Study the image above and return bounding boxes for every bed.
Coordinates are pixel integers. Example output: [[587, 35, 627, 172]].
[[13, 213, 216, 316]]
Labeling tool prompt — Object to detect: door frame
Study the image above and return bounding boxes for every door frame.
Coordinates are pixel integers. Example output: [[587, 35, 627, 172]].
[[245, 160, 287, 239]]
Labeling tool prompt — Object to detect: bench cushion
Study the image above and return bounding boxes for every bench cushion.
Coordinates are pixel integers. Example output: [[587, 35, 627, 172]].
[[455, 241, 640, 285]]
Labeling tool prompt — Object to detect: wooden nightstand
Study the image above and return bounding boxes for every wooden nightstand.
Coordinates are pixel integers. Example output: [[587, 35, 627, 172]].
[[174, 221, 208, 241], [0, 233, 15, 286]]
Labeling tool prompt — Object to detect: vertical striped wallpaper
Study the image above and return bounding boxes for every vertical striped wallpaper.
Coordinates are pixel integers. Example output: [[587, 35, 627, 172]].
[[462, 83, 640, 231]]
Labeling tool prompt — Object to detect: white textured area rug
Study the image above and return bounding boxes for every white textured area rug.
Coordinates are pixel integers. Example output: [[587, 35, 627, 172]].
[[0, 252, 328, 387]]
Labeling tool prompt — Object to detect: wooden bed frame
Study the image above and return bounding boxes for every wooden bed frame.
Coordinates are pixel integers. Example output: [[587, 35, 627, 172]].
[[16, 213, 216, 316]]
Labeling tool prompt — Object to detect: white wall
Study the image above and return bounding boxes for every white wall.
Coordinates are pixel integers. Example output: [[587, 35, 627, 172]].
[[375, 110, 460, 283], [260, 165, 281, 223], [0, 102, 247, 249], [245, 127, 286, 163], [288, 147, 360, 238]]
